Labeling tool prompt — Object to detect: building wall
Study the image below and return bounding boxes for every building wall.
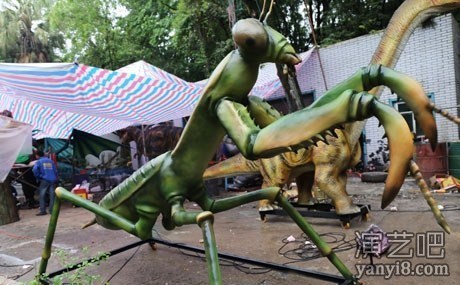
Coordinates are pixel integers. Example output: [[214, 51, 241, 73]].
[[293, 14, 460, 167]]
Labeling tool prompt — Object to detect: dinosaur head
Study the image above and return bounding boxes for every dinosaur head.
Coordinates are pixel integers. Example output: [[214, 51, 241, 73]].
[[232, 18, 301, 65]]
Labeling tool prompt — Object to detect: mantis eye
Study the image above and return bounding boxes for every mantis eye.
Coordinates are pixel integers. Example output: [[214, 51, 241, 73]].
[[232, 19, 268, 54]]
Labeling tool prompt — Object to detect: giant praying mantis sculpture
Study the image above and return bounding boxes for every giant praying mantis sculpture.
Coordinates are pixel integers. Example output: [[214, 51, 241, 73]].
[[204, 0, 459, 233], [37, 10, 438, 285]]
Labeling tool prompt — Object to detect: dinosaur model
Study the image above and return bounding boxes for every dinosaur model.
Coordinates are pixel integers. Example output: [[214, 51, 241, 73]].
[[204, 0, 459, 234], [36, 7, 438, 285], [118, 123, 227, 167], [119, 122, 184, 161]]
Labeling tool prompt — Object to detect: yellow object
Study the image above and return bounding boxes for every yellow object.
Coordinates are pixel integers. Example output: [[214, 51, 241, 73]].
[[71, 188, 88, 200]]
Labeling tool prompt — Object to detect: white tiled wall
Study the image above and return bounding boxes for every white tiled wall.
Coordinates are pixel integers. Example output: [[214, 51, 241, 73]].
[[282, 14, 460, 166]]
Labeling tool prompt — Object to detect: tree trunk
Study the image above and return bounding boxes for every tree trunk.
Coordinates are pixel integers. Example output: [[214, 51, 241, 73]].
[[276, 63, 304, 112], [0, 176, 20, 225]]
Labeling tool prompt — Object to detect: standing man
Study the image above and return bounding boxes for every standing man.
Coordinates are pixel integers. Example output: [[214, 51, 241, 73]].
[[32, 150, 58, 216]]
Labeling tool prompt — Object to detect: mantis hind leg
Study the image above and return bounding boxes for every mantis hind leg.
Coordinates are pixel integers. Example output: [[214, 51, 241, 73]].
[[275, 193, 356, 282], [36, 187, 143, 280]]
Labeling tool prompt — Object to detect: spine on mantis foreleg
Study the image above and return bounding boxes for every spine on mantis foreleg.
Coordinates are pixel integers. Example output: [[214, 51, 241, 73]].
[[346, 0, 460, 141], [410, 160, 451, 233], [247, 96, 282, 127]]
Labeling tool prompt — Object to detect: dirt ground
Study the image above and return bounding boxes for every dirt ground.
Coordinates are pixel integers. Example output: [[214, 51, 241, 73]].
[[0, 176, 459, 285]]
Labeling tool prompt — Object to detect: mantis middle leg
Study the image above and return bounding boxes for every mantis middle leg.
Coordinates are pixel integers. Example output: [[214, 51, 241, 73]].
[[195, 187, 356, 282]]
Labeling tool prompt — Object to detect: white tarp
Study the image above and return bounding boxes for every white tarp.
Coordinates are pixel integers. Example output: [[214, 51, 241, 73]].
[[0, 115, 32, 182]]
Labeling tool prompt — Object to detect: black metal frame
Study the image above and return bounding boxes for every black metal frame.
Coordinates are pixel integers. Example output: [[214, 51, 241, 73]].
[[259, 203, 371, 225], [43, 237, 355, 284]]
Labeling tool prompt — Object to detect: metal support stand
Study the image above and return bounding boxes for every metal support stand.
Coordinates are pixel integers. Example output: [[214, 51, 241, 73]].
[[44, 238, 354, 284], [260, 203, 371, 228]]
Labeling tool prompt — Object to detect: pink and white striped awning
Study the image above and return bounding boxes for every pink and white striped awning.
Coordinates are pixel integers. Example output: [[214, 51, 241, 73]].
[[250, 48, 315, 99], [0, 49, 314, 139], [0, 62, 202, 139], [194, 48, 315, 99]]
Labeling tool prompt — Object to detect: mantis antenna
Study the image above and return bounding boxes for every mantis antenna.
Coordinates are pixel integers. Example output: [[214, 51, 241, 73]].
[[263, 0, 275, 23], [258, 0, 267, 21]]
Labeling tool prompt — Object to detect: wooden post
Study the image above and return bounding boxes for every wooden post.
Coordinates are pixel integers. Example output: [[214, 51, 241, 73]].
[[0, 176, 20, 225], [276, 63, 304, 113]]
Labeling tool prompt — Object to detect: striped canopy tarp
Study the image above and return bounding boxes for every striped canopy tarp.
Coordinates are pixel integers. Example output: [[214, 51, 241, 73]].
[[250, 48, 315, 99], [0, 62, 203, 139], [0, 51, 314, 139], [117, 60, 191, 87], [194, 48, 315, 100]]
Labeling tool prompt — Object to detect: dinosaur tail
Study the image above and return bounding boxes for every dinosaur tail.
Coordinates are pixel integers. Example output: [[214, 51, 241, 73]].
[[204, 153, 260, 179], [410, 160, 451, 233]]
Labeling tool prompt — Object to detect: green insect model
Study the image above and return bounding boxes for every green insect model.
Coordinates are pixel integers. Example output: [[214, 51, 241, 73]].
[[37, 15, 438, 285], [204, 0, 460, 235]]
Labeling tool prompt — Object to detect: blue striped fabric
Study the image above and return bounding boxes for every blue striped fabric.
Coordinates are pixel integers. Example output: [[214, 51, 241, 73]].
[[0, 62, 202, 139], [0, 52, 313, 139]]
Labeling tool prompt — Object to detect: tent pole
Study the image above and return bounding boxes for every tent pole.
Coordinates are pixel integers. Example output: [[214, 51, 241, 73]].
[[141, 125, 147, 165]]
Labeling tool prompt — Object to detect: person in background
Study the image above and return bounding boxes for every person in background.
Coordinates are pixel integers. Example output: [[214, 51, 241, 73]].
[[19, 149, 39, 209], [1, 109, 13, 118], [32, 150, 58, 216]]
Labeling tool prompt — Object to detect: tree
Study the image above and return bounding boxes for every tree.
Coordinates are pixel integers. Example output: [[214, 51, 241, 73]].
[[0, 180, 19, 225], [48, 0, 125, 69], [169, 0, 237, 81], [115, 0, 177, 70], [242, 0, 311, 52], [46, 0, 414, 79], [238, 0, 410, 48], [310, 0, 405, 46], [122, 0, 245, 81], [0, 0, 63, 63], [48, 0, 238, 81]]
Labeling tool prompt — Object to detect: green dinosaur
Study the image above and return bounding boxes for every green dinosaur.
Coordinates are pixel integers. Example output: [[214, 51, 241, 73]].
[[204, 0, 459, 234], [36, 9, 438, 285]]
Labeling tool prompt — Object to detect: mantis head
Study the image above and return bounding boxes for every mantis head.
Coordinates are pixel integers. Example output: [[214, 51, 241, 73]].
[[232, 18, 301, 66]]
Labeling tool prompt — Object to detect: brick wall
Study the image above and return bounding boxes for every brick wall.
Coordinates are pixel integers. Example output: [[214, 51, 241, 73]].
[[289, 14, 460, 167]]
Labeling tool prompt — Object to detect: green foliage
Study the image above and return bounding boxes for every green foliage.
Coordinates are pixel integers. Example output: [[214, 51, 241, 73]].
[[48, 0, 237, 80], [241, 0, 403, 51], [315, 0, 405, 45], [118, 1, 172, 56], [115, 0, 183, 74], [266, 0, 312, 53], [169, 0, 235, 81], [116, 0, 242, 81], [26, 247, 110, 285], [21, 0, 457, 80], [0, 0, 63, 63], [48, 0, 124, 69]]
